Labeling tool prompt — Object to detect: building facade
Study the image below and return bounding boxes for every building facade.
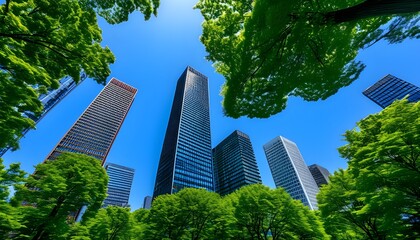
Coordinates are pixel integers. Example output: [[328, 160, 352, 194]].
[[153, 66, 213, 198], [143, 196, 152, 209], [263, 136, 319, 210], [0, 73, 87, 157], [363, 74, 420, 108], [308, 164, 331, 188], [45, 78, 137, 165], [103, 163, 135, 207], [213, 130, 262, 196]]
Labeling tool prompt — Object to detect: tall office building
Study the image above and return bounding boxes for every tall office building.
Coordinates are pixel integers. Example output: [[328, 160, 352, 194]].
[[363, 74, 420, 108], [213, 130, 262, 196], [143, 196, 152, 209], [308, 164, 331, 188], [153, 66, 213, 198], [45, 78, 137, 165], [263, 136, 319, 210], [0, 73, 87, 157], [103, 163, 135, 207]]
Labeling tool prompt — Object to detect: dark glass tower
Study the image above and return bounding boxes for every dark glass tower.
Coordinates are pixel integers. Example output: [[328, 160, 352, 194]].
[[264, 136, 319, 210], [308, 164, 331, 188], [103, 163, 135, 207], [45, 78, 137, 165], [213, 130, 262, 196], [0, 73, 87, 157], [363, 74, 420, 108], [153, 66, 213, 198]]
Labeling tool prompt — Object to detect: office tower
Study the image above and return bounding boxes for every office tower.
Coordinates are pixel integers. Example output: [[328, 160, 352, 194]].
[[263, 136, 319, 210], [308, 164, 331, 188], [363, 74, 420, 108], [143, 196, 152, 209], [213, 130, 262, 196], [103, 163, 135, 207], [45, 78, 137, 165], [153, 66, 213, 198], [0, 73, 87, 157]]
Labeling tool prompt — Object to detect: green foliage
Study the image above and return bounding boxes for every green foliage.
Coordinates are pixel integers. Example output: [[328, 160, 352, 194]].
[[144, 188, 223, 240], [195, 0, 420, 118], [0, 158, 25, 238], [13, 152, 108, 239], [319, 100, 420, 239], [83, 206, 132, 240], [0, 0, 159, 151], [230, 184, 328, 240], [340, 99, 420, 238]]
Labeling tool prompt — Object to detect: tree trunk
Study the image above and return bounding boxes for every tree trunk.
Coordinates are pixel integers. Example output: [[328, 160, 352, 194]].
[[324, 0, 420, 24]]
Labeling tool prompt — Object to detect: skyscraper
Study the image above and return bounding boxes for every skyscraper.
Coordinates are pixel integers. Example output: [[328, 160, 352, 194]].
[[45, 78, 137, 165], [153, 66, 213, 198], [143, 196, 152, 209], [263, 136, 319, 210], [213, 130, 262, 196], [0, 73, 87, 157], [103, 163, 135, 207], [363, 74, 420, 108], [308, 164, 331, 188]]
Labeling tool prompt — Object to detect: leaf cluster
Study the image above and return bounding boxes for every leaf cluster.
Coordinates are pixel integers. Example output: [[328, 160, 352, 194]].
[[318, 100, 420, 239], [196, 0, 420, 118]]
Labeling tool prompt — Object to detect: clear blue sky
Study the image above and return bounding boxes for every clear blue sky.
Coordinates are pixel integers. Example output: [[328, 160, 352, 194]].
[[3, 0, 420, 210]]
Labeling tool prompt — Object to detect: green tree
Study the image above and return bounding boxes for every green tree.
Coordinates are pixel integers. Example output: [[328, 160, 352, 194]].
[[0, 0, 159, 151], [0, 159, 26, 239], [144, 188, 223, 240], [83, 206, 132, 240], [317, 169, 386, 240], [230, 184, 328, 240], [338, 99, 420, 239], [195, 0, 420, 118], [13, 152, 108, 240]]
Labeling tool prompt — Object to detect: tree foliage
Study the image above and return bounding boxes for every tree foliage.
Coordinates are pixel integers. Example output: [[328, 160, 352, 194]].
[[0, 0, 159, 151], [13, 152, 108, 240], [195, 0, 420, 118], [319, 100, 420, 239], [0, 158, 25, 238], [230, 184, 328, 240]]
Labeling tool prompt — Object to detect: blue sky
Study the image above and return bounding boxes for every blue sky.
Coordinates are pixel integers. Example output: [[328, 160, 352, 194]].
[[3, 0, 420, 210]]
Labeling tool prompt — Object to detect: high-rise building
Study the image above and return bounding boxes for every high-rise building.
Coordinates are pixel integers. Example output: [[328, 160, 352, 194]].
[[213, 130, 262, 196], [263, 136, 319, 210], [45, 78, 137, 165], [143, 196, 152, 209], [153, 66, 213, 198], [103, 163, 135, 207], [308, 164, 331, 188], [363, 74, 420, 108], [0, 73, 87, 157]]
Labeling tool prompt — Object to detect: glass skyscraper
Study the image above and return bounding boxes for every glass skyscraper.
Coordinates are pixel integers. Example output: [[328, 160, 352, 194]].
[[263, 136, 319, 210], [0, 73, 87, 157], [45, 78, 137, 165], [308, 164, 331, 188], [213, 130, 262, 196], [363, 74, 420, 108], [153, 66, 213, 198], [103, 163, 135, 207]]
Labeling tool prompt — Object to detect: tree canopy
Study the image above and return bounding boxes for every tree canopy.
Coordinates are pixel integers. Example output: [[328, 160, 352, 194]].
[[0, 0, 159, 151], [13, 152, 108, 240], [319, 99, 420, 239], [195, 0, 420, 118]]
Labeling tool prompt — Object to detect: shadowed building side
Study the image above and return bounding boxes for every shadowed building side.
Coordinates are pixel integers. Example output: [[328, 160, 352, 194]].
[[363, 74, 420, 108], [213, 130, 262, 196]]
